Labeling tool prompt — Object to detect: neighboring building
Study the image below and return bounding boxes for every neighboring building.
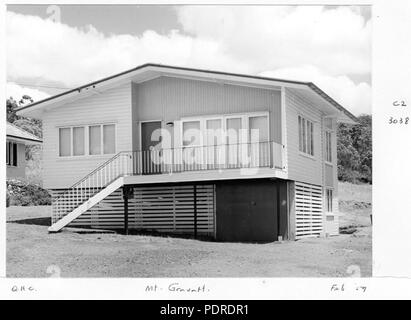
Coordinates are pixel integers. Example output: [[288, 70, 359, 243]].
[[17, 64, 357, 241], [6, 122, 42, 179]]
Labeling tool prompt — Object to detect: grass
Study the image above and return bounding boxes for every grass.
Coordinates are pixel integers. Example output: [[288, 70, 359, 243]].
[[338, 181, 372, 203]]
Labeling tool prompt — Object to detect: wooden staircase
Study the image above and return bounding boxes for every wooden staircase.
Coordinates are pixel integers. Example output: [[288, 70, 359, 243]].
[[48, 152, 133, 232]]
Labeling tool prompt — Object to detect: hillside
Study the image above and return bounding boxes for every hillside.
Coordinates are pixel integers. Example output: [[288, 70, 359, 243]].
[[338, 181, 372, 228]]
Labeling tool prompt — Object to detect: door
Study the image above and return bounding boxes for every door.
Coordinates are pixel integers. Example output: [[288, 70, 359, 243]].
[[205, 118, 223, 169], [216, 180, 282, 242], [225, 117, 243, 168], [141, 121, 162, 174]]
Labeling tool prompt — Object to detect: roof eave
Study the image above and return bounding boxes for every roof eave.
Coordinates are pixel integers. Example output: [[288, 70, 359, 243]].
[[7, 135, 43, 144], [308, 83, 358, 124]]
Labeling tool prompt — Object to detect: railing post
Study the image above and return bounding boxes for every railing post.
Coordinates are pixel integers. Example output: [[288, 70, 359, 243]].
[[270, 141, 273, 168], [123, 186, 132, 235], [193, 184, 197, 240]]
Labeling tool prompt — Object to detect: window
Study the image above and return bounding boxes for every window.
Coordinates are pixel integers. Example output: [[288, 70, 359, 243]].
[[226, 117, 242, 145], [326, 189, 333, 212], [325, 130, 332, 163], [182, 121, 201, 146], [59, 128, 71, 157], [58, 124, 116, 157], [73, 127, 85, 156], [249, 115, 269, 142], [89, 125, 101, 155], [6, 141, 17, 166], [298, 115, 314, 156], [103, 124, 116, 154], [205, 119, 223, 146]]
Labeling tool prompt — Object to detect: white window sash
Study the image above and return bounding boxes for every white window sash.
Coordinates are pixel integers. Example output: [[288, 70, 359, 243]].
[[58, 123, 116, 158], [180, 112, 269, 148], [299, 115, 314, 157], [103, 124, 116, 154]]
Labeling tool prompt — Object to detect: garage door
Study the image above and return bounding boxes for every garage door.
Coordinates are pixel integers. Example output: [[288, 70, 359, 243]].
[[295, 182, 323, 239], [216, 180, 288, 242]]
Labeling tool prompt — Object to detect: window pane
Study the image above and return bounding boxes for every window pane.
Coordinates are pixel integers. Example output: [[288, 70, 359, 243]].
[[307, 122, 311, 155], [73, 127, 85, 156], [183, 121, 201, 146], [302, 119, 306, 153], [328, 132, 332, 161], [13, 143, 17, 166], [226, 118, 242, 144], [329, 133, 332, 160], [103, 124, 116, 154], [10, 143, 13, 165], [310, 122, 314, 155], [298, 116, 302, 152], [59, 128, 71, 156], [6, 142, 9, 165], [89, 125, 101, 155], [206, 119, 222, 146], [326, 189, 333, 212], [325, 132, 328, 161], [330, 190, 333, 211], [249, 116, 268, 142]]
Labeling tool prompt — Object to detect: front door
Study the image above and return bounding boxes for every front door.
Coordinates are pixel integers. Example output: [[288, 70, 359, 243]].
[[141, 121, 162, 174]]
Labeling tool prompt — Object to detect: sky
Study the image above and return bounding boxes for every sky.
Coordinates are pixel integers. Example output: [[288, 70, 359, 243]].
[[6, 5, 372, 115]]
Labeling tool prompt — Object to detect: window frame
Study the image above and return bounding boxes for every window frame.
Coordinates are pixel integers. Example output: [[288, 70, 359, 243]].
[[73, 126, 86, 156], [298, 115, 315, 158], [182, 120, 203, 147], [325, 188, 333, 213], [88, 125, 103, 156], [57, 123, 117, 158], [325, 129, 333, 164], [6, 141, 18, 167]]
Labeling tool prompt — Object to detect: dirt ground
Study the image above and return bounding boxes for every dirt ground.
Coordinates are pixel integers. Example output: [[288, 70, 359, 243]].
[[6, 201, 372, 278]]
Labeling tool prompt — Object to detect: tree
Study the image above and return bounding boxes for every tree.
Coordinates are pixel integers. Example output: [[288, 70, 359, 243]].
[[6, 95, 42, 161], [352, 115, 372, 183], [337, 114, 372, 183], [7, 98, 19, 123]]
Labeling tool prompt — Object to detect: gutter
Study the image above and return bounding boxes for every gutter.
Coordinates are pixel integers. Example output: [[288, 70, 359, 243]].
[[7, 134, 43, 144], [308, 83, 358, 123]]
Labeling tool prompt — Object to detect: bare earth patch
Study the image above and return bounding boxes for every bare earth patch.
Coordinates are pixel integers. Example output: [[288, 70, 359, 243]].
[[6, 203, 371, 278]]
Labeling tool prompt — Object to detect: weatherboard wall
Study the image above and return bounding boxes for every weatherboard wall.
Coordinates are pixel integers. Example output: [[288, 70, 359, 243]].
[[42, 83, 133, 189], [285, 88, 323, 186], [131, 76, 282, 151]]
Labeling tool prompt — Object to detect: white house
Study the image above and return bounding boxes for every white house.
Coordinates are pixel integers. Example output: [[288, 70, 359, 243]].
[[6, 121, 42, 180], [17, 63, 357, 241]]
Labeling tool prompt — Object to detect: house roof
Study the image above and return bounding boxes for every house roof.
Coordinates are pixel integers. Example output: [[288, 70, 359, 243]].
[[16, 63, 358, 124], [6, 122, 43, 144]]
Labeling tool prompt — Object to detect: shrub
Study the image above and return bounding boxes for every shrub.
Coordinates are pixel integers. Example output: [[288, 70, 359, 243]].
[[6, 179, 51, 206]]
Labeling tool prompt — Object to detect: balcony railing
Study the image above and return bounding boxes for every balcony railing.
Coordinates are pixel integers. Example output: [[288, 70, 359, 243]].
[[129, 140, 284, 175]]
